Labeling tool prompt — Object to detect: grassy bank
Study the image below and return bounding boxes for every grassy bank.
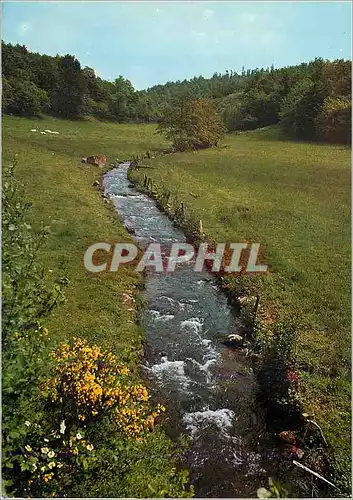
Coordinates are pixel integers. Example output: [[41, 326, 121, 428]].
[[2, 115, 168, 358], [129, 126, 351, 492], [2, 115, 194, 497]]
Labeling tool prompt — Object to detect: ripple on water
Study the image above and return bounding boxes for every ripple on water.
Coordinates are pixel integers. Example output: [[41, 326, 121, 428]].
[[180, 317, 204, 334], [148, 310, 175, 321], [150, 357, 190, 390], [182, 408, 236, 439]]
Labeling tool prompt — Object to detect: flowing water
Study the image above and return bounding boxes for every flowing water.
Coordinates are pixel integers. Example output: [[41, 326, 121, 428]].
[[103, 163, 273, 497]]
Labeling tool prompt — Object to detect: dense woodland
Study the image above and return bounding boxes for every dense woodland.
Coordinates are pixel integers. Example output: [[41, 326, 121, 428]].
[[2, 41, 351, 144]]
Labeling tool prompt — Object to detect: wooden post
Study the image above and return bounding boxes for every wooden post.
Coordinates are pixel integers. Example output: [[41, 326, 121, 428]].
[[199, 220, 203, 234], [253, 295, 260, 321]]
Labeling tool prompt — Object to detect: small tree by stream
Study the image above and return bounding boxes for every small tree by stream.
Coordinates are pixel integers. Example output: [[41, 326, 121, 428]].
[[157, 98, 225, 151]]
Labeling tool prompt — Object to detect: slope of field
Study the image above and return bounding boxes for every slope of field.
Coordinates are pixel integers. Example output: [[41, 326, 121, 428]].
[[2, 115, 167, 360], [131, 126, 351, 485]]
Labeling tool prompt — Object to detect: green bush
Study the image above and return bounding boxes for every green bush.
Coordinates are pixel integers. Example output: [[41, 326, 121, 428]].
[[279, 78, 322, 140], [85, 97, 110, 120], [316, 96, 351, 145], [157, 98, 225, 151], [3, 79, 49, 116]]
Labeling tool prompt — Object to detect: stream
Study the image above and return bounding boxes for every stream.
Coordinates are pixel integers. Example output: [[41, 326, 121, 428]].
[[103, 163, 275, 498]]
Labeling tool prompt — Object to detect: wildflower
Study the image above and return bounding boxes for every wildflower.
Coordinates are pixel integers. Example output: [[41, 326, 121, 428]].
[[57, 463, 63, 469], [43, 473, 54, 482], [48, 461, 56, 469], [75, 433, 82, 440], [86, 444, 94, 451], [48, 450, 55, 458], [25, 445, 32, 452], [25, 421, 31, 427], [41, 447, 49, 454], [41, 466, 46, 472], [60, 420, 66, 434], [44, 438, 49, 443]]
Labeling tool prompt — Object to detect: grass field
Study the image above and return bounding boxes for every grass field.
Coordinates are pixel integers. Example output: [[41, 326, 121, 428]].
[[131, 126, 351, 483], [2, 116, 351, 492], [2, 115, 167, 361]]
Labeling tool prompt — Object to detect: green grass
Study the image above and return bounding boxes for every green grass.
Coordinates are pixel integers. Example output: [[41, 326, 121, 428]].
[[2, 115, 167, 362], [131, 126, 351, 482]]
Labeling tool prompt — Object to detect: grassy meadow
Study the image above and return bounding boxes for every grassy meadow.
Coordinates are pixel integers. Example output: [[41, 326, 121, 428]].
[[2, 115, 167, 360], [2, 116, 351, 492], [131, 126, 351, 474]]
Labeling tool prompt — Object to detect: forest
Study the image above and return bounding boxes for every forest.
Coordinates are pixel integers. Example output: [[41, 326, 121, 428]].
[[2, 40, 352, 144]]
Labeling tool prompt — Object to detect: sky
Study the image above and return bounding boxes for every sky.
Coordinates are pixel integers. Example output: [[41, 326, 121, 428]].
[[2, 1, 352, 90]]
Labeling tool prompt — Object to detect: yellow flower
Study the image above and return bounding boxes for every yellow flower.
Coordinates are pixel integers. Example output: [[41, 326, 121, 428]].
[[48, 450, 55, 458], [48, 461, 56, 469], [41, 447, 49, 454], [25, 445, 32, 452], [86, 444, 94, 451]]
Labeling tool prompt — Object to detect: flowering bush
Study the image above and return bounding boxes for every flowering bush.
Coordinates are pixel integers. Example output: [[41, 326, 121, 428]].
[[42, 337, 165, 439]]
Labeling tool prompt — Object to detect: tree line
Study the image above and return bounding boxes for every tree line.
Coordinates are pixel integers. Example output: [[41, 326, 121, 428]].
[[2, 41, 351, 144]]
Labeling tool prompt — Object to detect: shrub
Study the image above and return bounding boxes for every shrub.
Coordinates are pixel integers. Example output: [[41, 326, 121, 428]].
[[3, 79, 49, 116], [42, 337, 165, 439], [86, 97, 110, 120], [315, 96, 351, 145], [279, 78, 323, 140], [3, 332, 192, 498], [157, 98, 225, 151]]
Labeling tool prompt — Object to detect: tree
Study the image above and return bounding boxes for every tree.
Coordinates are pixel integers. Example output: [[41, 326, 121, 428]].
[[157, 98, 225, 151], [279, 78, 323, 140], [3, 79, 49, 116], [52, 55, 86, 118], [316, 96, 351, 145]]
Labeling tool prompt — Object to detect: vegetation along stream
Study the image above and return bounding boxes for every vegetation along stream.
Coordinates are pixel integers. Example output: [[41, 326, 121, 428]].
[[103, 163, 283, 498]]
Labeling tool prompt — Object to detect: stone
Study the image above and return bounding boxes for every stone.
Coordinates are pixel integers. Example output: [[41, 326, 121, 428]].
[[125, 225, 136, 235], [84, 155, 107, 167], [224, 334, 244, 348]]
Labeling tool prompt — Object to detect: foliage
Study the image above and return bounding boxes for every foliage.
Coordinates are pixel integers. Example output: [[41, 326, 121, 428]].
[[42, 337, 165, 438], [3, 78, 49, 116], [279, 78, 322, 140], [2, 330, 192, 498], [257, 477, 289, 498], [157, 98, 225, 151], [51, 55, 87, 118], [316, 96, 351, 145]]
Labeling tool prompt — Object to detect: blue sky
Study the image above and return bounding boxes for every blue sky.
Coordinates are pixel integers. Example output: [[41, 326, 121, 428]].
[[2, 1, 351, 89]]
